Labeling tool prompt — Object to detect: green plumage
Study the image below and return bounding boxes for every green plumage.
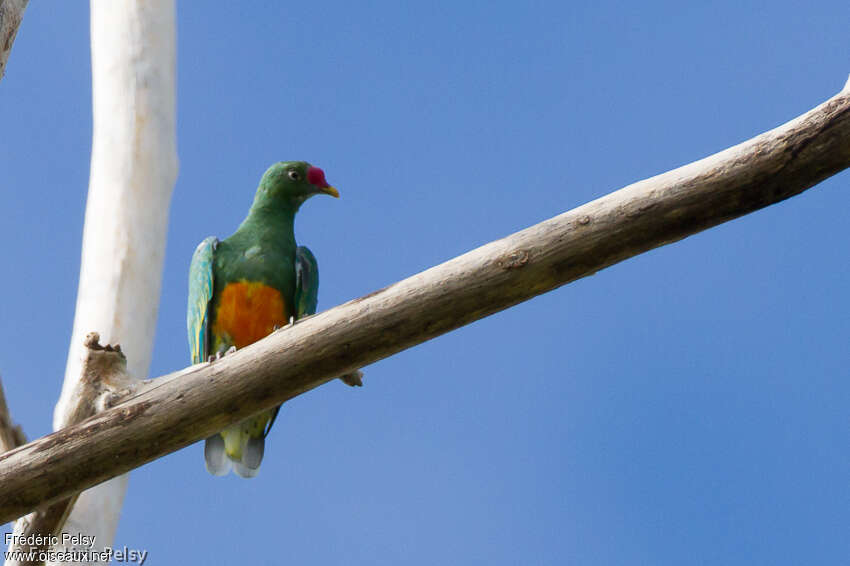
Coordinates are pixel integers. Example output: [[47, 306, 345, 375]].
[[187, 161, 338, 477]]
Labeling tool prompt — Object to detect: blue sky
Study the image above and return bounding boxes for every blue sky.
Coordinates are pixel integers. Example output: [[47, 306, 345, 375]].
[[2, 2, 848, 564]]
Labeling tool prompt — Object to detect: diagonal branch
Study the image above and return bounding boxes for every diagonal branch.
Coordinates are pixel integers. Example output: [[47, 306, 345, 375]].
[[0, 0, 28, 81], [0, 375, 25, 455], [4, 334, 141, 566], [0, 77, 849, 524]]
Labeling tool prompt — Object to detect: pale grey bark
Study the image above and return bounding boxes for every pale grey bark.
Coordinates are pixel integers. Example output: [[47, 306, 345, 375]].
[[0, 376, 25, 455], [0, 0, 28, 81], [4, 335, 142, 566], [46, 0, 177, 563], [0, 76, 848, 525]]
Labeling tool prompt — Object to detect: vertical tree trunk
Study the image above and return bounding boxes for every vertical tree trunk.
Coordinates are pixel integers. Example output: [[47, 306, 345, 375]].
[[51, 1, 177, 562]]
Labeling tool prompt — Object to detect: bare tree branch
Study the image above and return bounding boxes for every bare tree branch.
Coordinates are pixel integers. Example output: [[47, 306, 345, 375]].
[[2, 1, 175, 561], [3, 501, 75, 566], [48, 0, 177, 559], [0, 77, 848, 525], [0, 376, 25, 455], [0, 0, 27, 81], [4, 334, 141, 566]]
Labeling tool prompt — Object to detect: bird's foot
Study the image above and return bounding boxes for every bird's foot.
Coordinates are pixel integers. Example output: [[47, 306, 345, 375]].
[[273, 316, 296, 333], [208, 346, 237, 362], [339, 370, 364, 387]]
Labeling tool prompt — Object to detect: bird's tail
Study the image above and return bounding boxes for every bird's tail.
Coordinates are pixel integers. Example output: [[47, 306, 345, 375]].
[[204, 416, 269, 478], [234, 436, 264, 478], [204, 434, 231, 476]]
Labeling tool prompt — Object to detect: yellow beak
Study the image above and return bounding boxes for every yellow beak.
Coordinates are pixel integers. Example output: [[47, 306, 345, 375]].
[[320, 185, 340, 198]]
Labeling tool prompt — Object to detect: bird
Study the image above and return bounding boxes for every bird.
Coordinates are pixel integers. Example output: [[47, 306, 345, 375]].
[[187, 161, 344, 478]]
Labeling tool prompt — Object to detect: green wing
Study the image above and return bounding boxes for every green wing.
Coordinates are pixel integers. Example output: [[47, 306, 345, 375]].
[[187, 236, 218, 365], [262, 245, 319, 438], [294, 245, 319, 318], [292, 244, 362, 386]]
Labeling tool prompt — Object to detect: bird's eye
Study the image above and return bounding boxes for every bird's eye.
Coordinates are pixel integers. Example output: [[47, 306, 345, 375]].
[[288, 170, 301, 181]]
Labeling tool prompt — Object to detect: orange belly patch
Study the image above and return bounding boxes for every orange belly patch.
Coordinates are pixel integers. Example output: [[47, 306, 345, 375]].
[[212, 281, 290, 349]]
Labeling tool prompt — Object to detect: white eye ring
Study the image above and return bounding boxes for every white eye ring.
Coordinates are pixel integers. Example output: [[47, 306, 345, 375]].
[[288, 170, 301, 181]]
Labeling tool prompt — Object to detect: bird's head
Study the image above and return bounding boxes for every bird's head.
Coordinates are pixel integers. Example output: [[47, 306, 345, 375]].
[[254, 161, 339, 210]]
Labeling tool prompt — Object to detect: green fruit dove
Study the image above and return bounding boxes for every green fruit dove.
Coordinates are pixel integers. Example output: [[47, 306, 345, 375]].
[[187, 161, 355, 478]]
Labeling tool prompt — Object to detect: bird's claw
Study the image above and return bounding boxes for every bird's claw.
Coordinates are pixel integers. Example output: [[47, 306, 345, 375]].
[[273, 316, 296, 333], [208, 346, 237, 362]]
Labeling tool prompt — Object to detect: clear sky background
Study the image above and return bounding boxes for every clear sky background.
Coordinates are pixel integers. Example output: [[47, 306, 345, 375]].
[[2, 2, 848, 565]]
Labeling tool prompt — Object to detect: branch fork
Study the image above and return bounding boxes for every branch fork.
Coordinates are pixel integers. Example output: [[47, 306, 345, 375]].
[[4, 333, 141, 566]]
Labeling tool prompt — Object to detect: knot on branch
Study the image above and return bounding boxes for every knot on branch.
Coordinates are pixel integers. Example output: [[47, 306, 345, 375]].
[[497, 249, 530, 270], [339, 370, 364, 387]]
